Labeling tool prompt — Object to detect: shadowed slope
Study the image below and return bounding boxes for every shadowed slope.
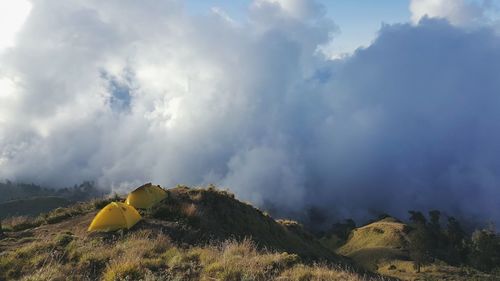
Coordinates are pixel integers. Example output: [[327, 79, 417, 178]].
[[145, 186, 342, 261]]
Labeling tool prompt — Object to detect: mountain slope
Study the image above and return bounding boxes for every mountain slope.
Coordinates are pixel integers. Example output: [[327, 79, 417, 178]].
[[0, 196, 72, 219], [0, 185, 380, 281], [148, 186, 340, 261]]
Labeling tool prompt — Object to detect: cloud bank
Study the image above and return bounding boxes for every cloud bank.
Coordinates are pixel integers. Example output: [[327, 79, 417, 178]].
[[1, 0, 500, 224]]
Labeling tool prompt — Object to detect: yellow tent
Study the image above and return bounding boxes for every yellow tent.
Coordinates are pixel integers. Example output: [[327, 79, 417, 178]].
[[125, 183, 167, 209], [88, 202, 141, 232]]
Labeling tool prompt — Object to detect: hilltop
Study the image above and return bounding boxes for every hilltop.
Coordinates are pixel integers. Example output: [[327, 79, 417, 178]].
[[337, 217, 409, 271], [0, 185, 381, 281], [325, 217, 499, 280]]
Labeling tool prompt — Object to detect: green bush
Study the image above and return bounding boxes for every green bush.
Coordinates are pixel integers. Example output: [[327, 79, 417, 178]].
[[55, 232, 74, 247]]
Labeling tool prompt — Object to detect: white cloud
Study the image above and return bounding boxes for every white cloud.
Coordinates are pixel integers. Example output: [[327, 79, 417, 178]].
[[0, 0, 31, 50], [0, 0, 500, 224], [252, 0, 325, 20], [410, 0, 486, 25]]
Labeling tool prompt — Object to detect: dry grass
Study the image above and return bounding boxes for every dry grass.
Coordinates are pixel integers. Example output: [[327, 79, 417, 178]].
[[338, 219, 409, 257], [181, 202, 199, 218], [277, 219, 303, 228], [198, 239, 299, 280], [0, 230, 381, 281], [336, 218, 410, 272], [278, 264, 376, 281]]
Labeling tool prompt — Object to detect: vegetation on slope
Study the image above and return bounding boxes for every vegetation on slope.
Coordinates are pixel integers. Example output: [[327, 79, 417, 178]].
[[0, 228, 381, 281], [330, 213, 500, 281], [2, 184, 499, 280], [0, 185, 382, 281], [146, 185, 340, 261]]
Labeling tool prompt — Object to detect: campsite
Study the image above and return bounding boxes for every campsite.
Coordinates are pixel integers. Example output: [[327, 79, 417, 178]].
[[1, 0, 500, 280], [1, 183, 499, 280]]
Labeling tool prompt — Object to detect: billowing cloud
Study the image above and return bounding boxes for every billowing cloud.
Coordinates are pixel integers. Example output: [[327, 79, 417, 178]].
[[252, 0, 325, 20], [410, 0, 494, 26], [1, 0, 500, 225], [0, 0, 32, 50]]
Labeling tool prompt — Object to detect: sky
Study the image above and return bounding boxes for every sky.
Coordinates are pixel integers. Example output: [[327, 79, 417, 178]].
[[0, 0, 495, 56], [183, 0, 492, 56], [184, 0, 412, 57], [1, 0, 500, 225]]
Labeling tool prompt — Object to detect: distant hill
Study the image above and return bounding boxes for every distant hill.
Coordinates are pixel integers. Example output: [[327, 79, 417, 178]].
[[0, 181, 106, 203], [0, 181, 107, 218], [0, 196, 71, 219], [330, 217, 498, 280], [0, 181, 56, 202], [337, 217, 410, 270]]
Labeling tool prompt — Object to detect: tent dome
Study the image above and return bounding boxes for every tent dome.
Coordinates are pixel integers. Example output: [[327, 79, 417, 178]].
[[126, 183, 167, 209], [88, 202, 141, 232]]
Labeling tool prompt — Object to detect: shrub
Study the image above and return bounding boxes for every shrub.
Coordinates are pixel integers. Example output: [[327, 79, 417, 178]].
[[76, 250, 110, 278], [3, 216, 40, 231], [102, 259, 143, 281], [55, 232, 74, 246], [92, 197, 114, 210]]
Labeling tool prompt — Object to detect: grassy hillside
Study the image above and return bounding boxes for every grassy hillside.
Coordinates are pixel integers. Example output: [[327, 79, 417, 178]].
[[334, 217, 499, 280], [0, 185, 384, 281], [148, 186, 340, 261], [2, 185, 497, 280], [337, 217, 409, 270], [0, 229, 378, 281]]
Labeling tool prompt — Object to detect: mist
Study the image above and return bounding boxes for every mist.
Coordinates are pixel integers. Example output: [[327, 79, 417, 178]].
[[1, 0, 500, 225]]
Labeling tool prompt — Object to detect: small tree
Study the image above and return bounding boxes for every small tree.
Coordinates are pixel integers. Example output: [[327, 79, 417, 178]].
[[428, 210, 441, 231], [469, 229, 500, 272], [445, 217, 467, 265], [408, 211, 431, 272], [409, 210, 427, 225], [428, 210, 444, 257], [409, 224, 432, 272]]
